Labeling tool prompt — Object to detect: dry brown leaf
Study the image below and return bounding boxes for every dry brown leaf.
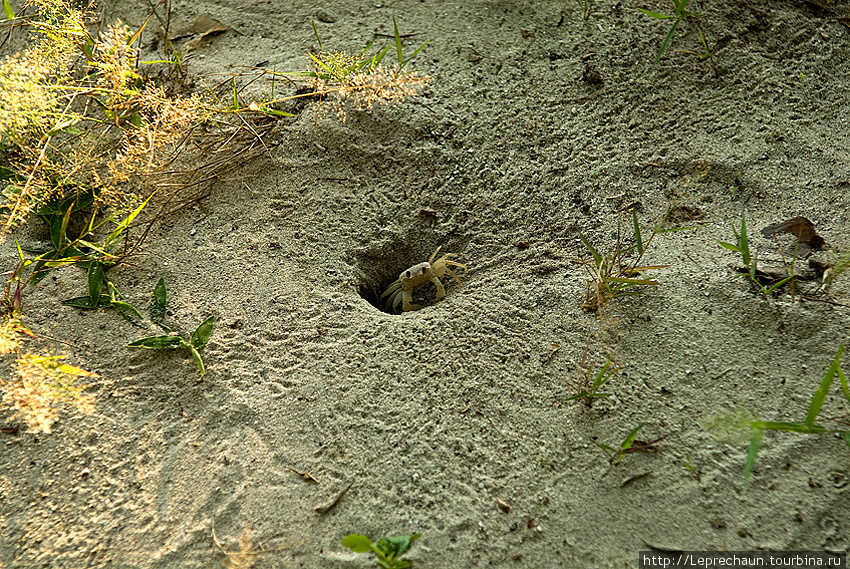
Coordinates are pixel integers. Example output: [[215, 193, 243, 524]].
[[762, 217, 825, 248]]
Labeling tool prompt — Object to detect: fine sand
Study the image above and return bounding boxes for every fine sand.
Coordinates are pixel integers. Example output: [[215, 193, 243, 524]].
[[1, 0, 849, 567]]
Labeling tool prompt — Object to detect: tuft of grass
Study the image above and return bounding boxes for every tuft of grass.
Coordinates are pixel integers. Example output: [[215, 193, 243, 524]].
[[598, 423, 644, 465], [822, 249, 850, 290], [597, 423, 667, 465], [565, 339, 616, 405], [580, 208, 669, 311], [127, 278, 215, 376], [705, 342, 849, 487], [741, 342, 848, 487], [7, 187, 150, 322], [681, 452, 700, 481], [565, 0, 603, 21], [280, 16, 430, 121], [638, 0, 717, 74], [718, 211, 796, 297], [342, 533, 421, 569]]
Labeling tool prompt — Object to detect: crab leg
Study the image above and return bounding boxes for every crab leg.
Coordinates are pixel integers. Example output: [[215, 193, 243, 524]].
[[443, 266, 464, 284], [381, 281, 402, 299], [430, 277, 447, 300], [400, 289, 422, 312]]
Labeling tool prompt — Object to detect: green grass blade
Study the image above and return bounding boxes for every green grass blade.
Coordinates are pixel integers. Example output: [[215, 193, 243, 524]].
[[84, 207, 97, 237], [189, 346, 206, 375], [311, 19, 323, 51], [653, 18, 681, 66], [805, 342, 846, 426], [620, 423, 645, 452], [393, 16, 403, 67], [48, 207, 70, 250], [839, 365, 849, 404], [402, 39, 430, 71], [592, 360, 613, 390], [75, 240, 111, 258], [128, 335, 185, 349], [154, 322, 173, 334], [58, 206, 71, 250], [2, 0, 14, 20], [632, 209, 644, 256], [674, 0, 693, 17], [45, 117, 81, 137], [356, 39, 376, 61], [106, 192, 154, 251], [43, 251, 83, 266], [87, 261, 103, 306], [718, 241, 743, 253], [698, 27, 711, 58], [843, 432, 850, 449], [743, 427, 764, 487], [637, 8, 672, 19], [190, 315, 215, 350], [580, 233, 603, 266], [762, 275, 795, 296], [370, 43, 394, 71], [755, 421, 826, 434], [257, 107, 295, 118], [107, 281, 120, 301], [111, 300, 143, 326], [738, 211, 751, 267], [150, 278, 167, 323], [307, 51, 332, 76], [608, 276, 659, 286], [29, 254, 57, 286], [126, 9, 154, 48]]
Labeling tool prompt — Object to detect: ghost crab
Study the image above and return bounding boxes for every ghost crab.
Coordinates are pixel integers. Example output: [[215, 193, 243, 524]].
[[380, 247, 467, 313]]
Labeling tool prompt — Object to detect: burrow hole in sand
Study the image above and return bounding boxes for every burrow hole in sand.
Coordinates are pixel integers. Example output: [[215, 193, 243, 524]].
[[357, 242, 467, 315]]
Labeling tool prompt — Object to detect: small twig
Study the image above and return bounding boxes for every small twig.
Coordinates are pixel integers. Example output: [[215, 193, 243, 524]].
[[711, 368, 732, 381], [284, 465, 320, 484], [4, 136, 52, 233], [314, 481, 353, 515], [475, 410, 498, 431]]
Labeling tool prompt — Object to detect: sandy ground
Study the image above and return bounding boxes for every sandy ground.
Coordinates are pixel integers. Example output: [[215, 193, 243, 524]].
[[2, 0, 850, 567]]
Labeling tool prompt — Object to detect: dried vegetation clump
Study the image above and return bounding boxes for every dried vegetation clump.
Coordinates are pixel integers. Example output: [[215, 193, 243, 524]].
[[1, 352, 97, 433], [0, 0, 200, 432], [0, 0, 201, 234], [308, 55, 429, 122], [284, 18, 430, 122], [0, 316, 97, 433]]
